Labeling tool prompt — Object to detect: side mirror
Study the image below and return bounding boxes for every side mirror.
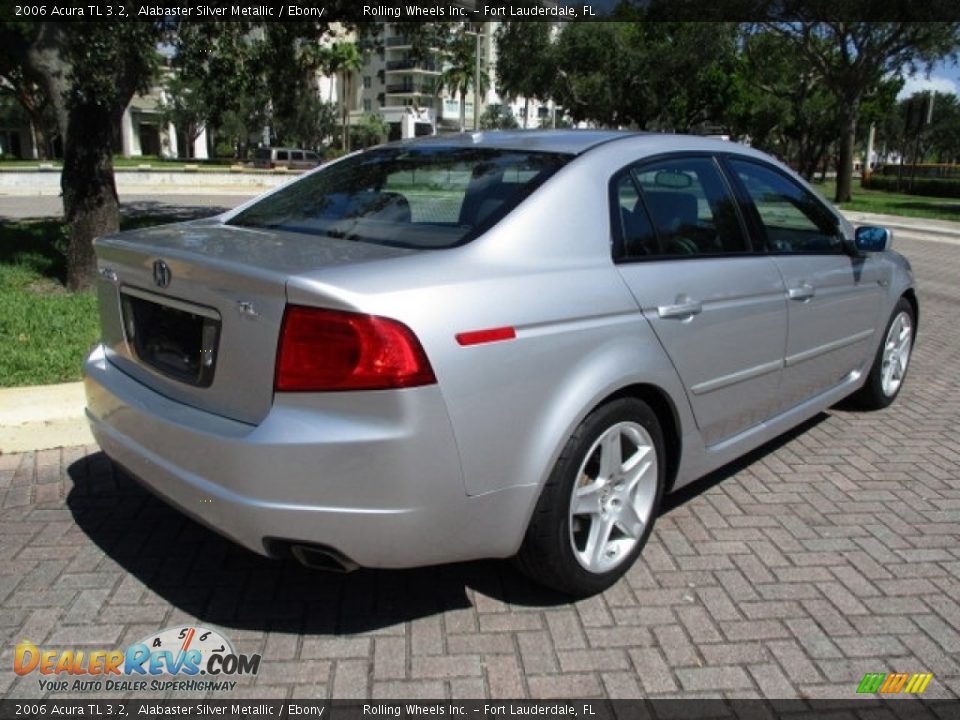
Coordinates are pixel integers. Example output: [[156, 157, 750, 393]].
[[854, 225, 892, 253]]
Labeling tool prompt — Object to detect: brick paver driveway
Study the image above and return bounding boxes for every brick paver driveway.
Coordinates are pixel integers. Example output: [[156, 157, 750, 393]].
[[1, 235, 958, 702]]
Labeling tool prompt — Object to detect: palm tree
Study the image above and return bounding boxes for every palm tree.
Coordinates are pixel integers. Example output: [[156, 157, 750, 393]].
[[438, 29, 489, 132], [324, 41, 363, 151]]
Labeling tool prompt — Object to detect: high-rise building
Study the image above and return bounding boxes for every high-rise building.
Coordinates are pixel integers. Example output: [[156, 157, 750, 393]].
[[347, 23, 498, 139]]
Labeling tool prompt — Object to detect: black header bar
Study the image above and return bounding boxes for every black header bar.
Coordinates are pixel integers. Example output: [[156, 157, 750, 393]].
[[4, 0, 960, 23]]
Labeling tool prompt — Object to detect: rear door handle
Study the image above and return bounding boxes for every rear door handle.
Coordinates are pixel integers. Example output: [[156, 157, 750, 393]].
[[658, 299, 703, 319], [788, 283, 815, 301]]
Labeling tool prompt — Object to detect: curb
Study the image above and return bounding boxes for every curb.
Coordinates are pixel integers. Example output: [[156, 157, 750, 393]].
[[0, 383, 93, 454]]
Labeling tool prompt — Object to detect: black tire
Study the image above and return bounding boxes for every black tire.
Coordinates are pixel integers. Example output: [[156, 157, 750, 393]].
[[516, 397, 665, 596], [852, 297, 916, 410]]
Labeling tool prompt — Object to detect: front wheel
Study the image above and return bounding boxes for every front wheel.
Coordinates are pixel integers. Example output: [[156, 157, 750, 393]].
[[516, 398, 665, 596], [853, 297, 915, 410]]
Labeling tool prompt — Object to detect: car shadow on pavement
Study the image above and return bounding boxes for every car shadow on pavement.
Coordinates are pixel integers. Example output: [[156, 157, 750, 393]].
[[65, 454, 571, 636], [661, 412, 829, 514], [65, 413, 830, 635]]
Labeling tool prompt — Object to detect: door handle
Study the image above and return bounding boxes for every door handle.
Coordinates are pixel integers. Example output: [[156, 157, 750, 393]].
[[788, 283, 815, 301], [658, 299, 703, 319]]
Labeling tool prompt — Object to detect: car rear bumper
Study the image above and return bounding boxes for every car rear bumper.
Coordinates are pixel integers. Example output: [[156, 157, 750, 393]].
[[83, 344, 534, 568]]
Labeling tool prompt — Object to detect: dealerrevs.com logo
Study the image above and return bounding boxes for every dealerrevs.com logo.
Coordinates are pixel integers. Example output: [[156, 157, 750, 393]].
[[14, 626, 261, 693]]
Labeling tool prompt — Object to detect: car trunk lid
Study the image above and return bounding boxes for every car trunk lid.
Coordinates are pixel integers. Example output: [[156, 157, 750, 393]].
[[93, 220, 415, 425]]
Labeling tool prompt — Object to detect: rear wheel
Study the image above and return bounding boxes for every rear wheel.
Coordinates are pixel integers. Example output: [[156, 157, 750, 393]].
[[517, 398, 665, 596], [853, 297, 915, 410]]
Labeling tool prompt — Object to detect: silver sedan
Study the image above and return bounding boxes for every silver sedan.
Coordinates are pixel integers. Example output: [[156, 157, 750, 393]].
[[84, 131, 916, 595]]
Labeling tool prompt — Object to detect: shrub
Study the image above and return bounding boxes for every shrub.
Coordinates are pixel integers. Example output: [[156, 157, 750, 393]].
[[863, 174, 960, 198]]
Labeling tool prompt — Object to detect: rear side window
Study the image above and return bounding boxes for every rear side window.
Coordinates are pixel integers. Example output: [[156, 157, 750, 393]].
[[276, 150, 289, 161], [228, 146, 572, 249], [613, 156, 748, 260], [613, 174, 658, 258], [728, 158, 841, 253]]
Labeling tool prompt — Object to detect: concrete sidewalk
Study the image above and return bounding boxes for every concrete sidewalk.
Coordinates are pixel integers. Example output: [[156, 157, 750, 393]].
[[0, 383, 92, 454], [843, 211, 960, 246], [1, 209, 957, 456]]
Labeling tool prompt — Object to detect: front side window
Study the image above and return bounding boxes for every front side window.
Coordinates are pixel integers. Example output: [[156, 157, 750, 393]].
[[613, 156, 748, 260], [229, 146, 572, 249], [728, 158, 841, 253]]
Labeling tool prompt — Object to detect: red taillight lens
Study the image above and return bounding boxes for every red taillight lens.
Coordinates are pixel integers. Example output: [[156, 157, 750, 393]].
[[275, 305, 436, 392]]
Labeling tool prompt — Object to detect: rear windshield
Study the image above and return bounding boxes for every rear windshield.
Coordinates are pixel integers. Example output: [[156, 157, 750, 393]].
[[228, 146, 572, 249]]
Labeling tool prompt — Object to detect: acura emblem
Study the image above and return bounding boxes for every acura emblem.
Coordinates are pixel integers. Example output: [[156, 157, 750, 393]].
[[153, 259, 172, 289]]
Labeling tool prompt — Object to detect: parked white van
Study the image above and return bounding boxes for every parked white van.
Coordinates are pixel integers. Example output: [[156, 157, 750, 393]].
[[253, 147, 321, 170]]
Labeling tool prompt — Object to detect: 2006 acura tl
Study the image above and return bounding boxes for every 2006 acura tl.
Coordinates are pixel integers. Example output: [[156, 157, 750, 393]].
[[84, 131, 916, 595]]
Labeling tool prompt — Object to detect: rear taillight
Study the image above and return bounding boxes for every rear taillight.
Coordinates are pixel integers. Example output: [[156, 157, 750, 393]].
[[274, 305, 436, 392]]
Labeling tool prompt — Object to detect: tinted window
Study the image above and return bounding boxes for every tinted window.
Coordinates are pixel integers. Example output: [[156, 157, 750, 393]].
[[229, 147, 571, 249], [276, 150, 289, 161], [625, 157, 748, 257], [613, 174, 658, 258], [291, 151, 305, 161], [729, 159, 840, 253]]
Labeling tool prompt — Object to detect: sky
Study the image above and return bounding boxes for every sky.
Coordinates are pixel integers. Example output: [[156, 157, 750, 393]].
[[897, 57, 960, 98]]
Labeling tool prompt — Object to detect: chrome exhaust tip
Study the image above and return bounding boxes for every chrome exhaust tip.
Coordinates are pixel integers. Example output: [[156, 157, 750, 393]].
[[291, 544, 359, 573]]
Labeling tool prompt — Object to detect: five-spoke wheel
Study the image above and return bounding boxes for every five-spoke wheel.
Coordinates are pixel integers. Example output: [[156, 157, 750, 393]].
[[880, 310, 913, 398], [854, 297, 916, 410], [517, 398, 664, 596], [568, 421, 658, 574]]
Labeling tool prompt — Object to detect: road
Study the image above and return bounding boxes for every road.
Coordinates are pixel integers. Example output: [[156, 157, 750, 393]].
[[0, 193, 257, 222], [1, 203, 958, 701]]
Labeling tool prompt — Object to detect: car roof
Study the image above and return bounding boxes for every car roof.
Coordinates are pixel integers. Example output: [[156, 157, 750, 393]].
[[387, 130, 766, 159], [391, 129, 640, 155]]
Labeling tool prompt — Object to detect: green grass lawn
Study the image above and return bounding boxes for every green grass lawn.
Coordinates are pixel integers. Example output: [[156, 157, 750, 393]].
[[814, 180, 960, 223], [0, 217, 170, 387]]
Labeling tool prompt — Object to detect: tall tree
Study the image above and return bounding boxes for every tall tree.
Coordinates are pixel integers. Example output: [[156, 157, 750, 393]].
[[927, 92, 960, 164], [166, 22, 262, 157], [731, 29, 841, 179], [273, 90, 337, 151], [641, 22, 740, 132], [494, 22, 553, 128], [438, 26, 489, 132], [322, 40, 364, 150], [756, 21, 960, 202], [549, 20, 739, 131], [158, 70, 206, 159], [549, 23, 638, 127], [0, 20, 165, 290], [0, 47, 56, 159]]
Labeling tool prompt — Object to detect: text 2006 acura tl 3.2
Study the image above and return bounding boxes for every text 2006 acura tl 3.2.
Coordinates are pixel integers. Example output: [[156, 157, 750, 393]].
[[85, 131, 916, 595]]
